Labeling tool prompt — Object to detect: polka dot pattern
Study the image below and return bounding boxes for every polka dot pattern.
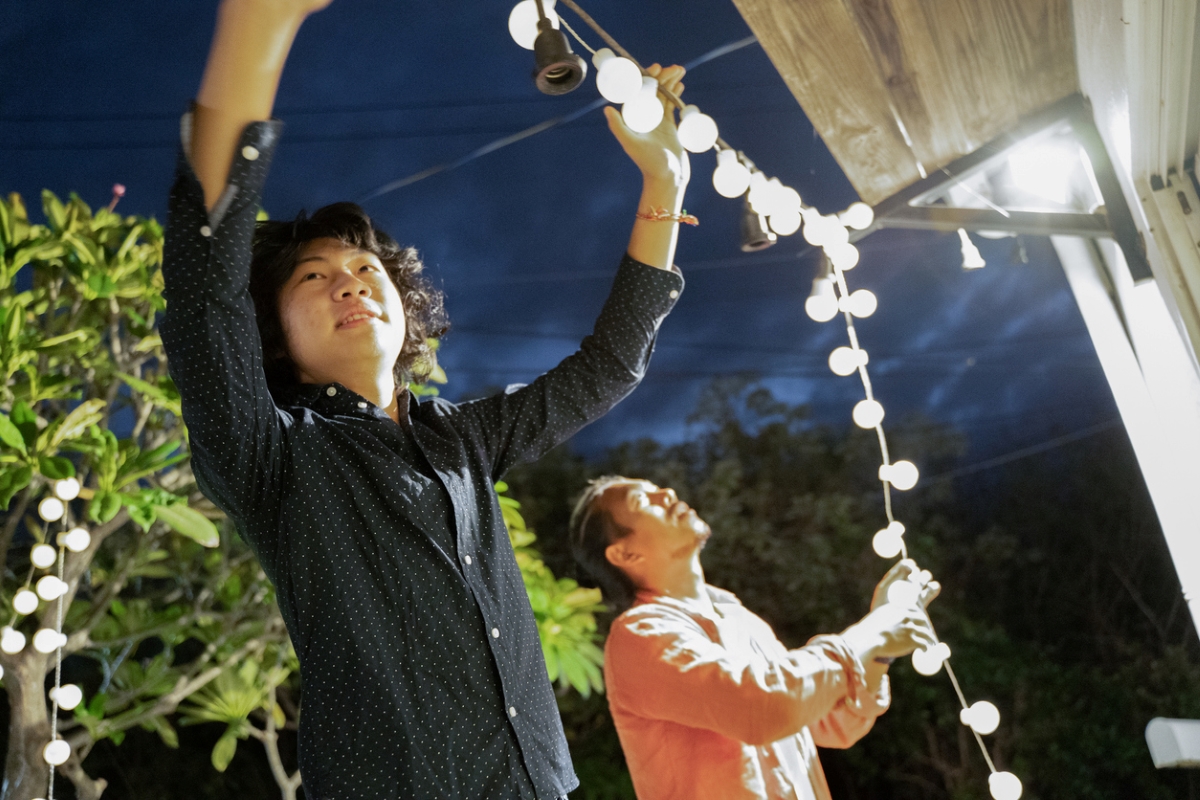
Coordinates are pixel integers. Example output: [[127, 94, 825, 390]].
[[160, 119, 684, 799]]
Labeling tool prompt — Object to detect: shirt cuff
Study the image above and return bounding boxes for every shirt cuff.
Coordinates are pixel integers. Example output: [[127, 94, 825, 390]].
[[612, 253, 685, 319], [177, 106, 284, 230], [805, 633, 889, 717]]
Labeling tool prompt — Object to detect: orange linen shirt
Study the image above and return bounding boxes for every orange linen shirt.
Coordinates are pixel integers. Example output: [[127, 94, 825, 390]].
[[604, 586, 890, 800]]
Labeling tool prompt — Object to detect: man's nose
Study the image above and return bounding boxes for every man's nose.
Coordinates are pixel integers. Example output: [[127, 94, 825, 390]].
[[333, 272, 371, 299]]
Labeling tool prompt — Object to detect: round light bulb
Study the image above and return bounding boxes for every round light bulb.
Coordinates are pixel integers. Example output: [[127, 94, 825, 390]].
[[823, 217, 850, 246], [889, 460, 920, 491], [852, 399, 885, 429], [591, 48, 642, 104], [33, 628, 66, 654], [802, 212, 833, 246], [508, 0, 558, 50], [805, 277, 839, 323], [30, 544, 57, 569], [51, 684, 83, 711], [1, 626, 26, 654], [59, 527, 91, 553], [53, 478, 81, 501], [13, 589, 39, 616], [840, 201, 875, 230], [768, 208, 802, 236], [828, 346, 867, 377], [872, 522, 905, 558], [677, 105, 719, 153], [825, 242, 860, 271], [37, 497, 64, 523], [36, 576, 68, 601], [961, 700, 1001, 735], [621, 77, 664, 133], [886, 579, 921, 607], [839, 289, 878, 318], [42, 739, 71, 766], [774, 185, 802, 215], [712, 149, 751, 198], [989, 771, 1023, 800], [747, 171, 775, 215], [911, 644, 947, 676]]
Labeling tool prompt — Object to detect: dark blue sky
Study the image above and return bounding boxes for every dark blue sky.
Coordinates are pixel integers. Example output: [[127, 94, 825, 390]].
[[1, 0, 1117, 464]]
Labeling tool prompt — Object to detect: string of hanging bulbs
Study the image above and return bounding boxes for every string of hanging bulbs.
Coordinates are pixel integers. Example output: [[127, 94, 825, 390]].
[[2, 476, 91, 800], [508, 2, 1022, 798]]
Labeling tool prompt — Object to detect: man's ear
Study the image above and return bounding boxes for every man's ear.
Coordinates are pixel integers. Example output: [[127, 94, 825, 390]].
[[605, 541, 639, 569]]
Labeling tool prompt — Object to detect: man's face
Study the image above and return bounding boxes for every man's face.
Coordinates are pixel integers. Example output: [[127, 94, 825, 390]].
[[601, 480, 712, 562], [277, 238, 407, 386]]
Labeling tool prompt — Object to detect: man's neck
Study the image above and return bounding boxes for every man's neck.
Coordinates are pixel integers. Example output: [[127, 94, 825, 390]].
[[304, 368, 401, 423], [646, 552, 713, 614]]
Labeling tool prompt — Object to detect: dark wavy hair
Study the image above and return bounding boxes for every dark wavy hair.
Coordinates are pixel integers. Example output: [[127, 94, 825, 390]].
[[249, 202, 448, 388], [569, 476, 640, 614]]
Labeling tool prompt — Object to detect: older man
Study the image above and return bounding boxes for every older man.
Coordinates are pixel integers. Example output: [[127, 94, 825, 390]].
[[569, 476, 938, 800]]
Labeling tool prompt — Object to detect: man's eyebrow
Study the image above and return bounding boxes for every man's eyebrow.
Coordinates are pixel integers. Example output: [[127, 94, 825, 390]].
[[295, 255, 329, 267]]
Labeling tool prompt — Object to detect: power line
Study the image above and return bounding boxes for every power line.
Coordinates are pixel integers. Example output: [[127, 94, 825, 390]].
[[920, 419, 1123, 483]]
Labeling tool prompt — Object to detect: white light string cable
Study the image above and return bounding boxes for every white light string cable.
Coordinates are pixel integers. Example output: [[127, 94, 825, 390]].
[[505, 2, 1024, 797]]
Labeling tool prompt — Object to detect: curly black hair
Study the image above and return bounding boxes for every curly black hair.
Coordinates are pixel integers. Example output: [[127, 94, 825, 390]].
[[249, 202, 448, 389]]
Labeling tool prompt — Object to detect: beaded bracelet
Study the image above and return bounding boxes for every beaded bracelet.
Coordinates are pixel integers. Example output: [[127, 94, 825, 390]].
[[635, 206, 699, 226]]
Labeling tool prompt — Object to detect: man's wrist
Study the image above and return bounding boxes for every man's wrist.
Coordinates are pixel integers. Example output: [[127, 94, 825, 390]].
[[639, 176, 687, 209]]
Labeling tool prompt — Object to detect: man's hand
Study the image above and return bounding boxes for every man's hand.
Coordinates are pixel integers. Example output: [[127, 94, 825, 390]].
[[841, 602, 938, 664], [604, 64, 691, 189]]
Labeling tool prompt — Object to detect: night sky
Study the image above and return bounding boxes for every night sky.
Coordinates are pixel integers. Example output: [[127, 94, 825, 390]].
[[1, 0, 1119, 467]]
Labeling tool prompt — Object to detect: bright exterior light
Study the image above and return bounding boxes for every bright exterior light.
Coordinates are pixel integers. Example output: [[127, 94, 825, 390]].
[[961, 700, 1001, 735], [677, 105, 719, 153], [988, 771, 1023, 800], [32, 628, 66, 654], [51, 684, 83, 711], [774, 185, 801, 215], [872, 521, 905, 558], [59, 526, 91, 553], [879, 460, 919, 490], [42, 739, 71, 767], [840, 201, 874, 230], [13, 589, 39, 616], [1, 626, 26, 654], [30, 544, 57, 569], [802, 211, 832, 246], [828, 346, 867, 377], [825, 242, 860, 271], [712, 149, 751, 198], [852, 399, 885, 429], [768, 208, 802, 236], [823, 216, 850, 246], [805, 277, 839, 322], [840, 289, 877, 318], [53, 478, 81, 501], [886, 579, 920, 607], [591, 48, 642, 104], [37, 497, 64, 523], [1008, 141, 1074, 204], [621, 77, 664, 133], [959, 228, 986, 270], [508, 0, 558, 50], [747, 171, 775, 216], [912, 643, 950, 676], [36, 576, 68, 601]]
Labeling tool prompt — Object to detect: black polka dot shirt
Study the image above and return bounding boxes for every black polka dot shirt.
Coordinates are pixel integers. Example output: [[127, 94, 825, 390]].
[[159, 118, 683, 800]]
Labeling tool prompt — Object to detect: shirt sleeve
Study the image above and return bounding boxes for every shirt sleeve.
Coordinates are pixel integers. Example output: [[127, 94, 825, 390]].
[[454, 255, 682, 480], [159, 112, 287, 566], [605, 606, 874, 747], [803, 635, 891, 749]]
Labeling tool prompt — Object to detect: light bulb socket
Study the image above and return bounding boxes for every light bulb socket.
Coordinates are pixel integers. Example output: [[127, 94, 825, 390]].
[[740, 198, 777, 252], [532, 20, 587, 95]]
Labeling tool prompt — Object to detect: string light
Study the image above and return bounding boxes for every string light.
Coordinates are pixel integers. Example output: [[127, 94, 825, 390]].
[[36, 576, 68, 602], [37, 498, 65, 523], [677, 105, 719, 153], [1, 626, 26, 654], [13, 589, 39, 616], [712, 149, 751, 198], [52, 479, 80, 501], [591, 48, 642, 103], [503, 4, 1018, 795], [30, 544, 57, 569], [58, 527, 91, 553], [49, 685, 83, 712], [33, 628, 66, 653], [42, 740, 70, 767], [509, 0, 558, 49]]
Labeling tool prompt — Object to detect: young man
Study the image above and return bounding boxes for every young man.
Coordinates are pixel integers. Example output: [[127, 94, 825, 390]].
[[160, 2, 694, 797], [570, 477, 940, 800]]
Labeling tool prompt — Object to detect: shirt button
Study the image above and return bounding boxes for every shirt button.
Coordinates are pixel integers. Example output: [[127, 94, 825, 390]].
[[491, 627, 500, 638], [326, 386, 337, 396], [242, 145, 260, 161], [669, 289, 679, 299], [464, 555, 472, 565], [508, 706, 517, 718], [199, 225, 212, 237], [357, 401, 367, 409]]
